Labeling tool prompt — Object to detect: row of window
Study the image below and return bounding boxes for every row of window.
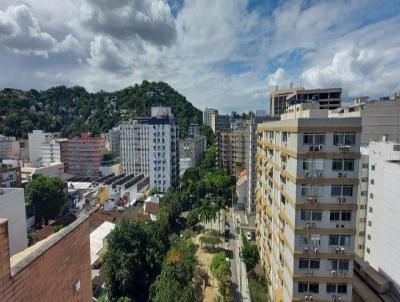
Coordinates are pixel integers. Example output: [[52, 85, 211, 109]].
[[302, 132, 356, 145], [302, 158, 355, 171], [301, 234, 351, 246], [298, 282, 347, 294], [300, 210, 352, 221], [298, 259, 349, 270], [301, 185, 353, 197]]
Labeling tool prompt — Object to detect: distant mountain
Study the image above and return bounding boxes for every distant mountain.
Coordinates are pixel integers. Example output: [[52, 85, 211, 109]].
[[0, 81, 202, 138]]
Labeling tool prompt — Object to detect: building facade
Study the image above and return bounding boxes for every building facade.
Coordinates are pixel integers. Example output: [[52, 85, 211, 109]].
[[0, 188, 27, 256], [256, 107, 361, 301], [0, 165, 21, 188], [179, 136, 206, 165], [270, 87, 342, 117], [28, 130, 57, 164], [0, 136, 19, 160], [120, 118, 149, 176], [65, 134, 105, 179], [363, 140, 400, 291], [217, 126, 251, 177], [188, 123, 201, 138], [211, 113, 231, 132], [41, 139, 62, 165], [203, 108, 218, 128], [149, 107, 179, 193]]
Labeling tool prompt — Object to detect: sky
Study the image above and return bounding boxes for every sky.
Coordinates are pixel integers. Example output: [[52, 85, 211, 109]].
[[0, 0, 400, 113]]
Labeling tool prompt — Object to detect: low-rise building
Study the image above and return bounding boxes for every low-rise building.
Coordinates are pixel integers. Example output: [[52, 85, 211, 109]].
[[0, 135, 19, 160], [0, 164, 21, 188], [102, 127, 121, 155]]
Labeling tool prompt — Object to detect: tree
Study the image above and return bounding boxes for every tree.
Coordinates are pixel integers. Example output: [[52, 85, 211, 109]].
[[210, 252, 231, 300], [211, 196, 224, 233], [186, 208, 200, 230], [201, 144, 217, 170], [25, 175, 66, 226], [240, 239, 260, 273], [103, 218, 167, 301]]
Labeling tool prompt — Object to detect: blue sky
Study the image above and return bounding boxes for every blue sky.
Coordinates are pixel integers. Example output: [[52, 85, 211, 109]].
[[1, 0, 400, 113]]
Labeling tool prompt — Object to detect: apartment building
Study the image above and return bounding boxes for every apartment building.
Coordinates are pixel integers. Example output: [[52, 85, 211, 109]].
[[102, 126, 121, 155], [179, 135, 206, 165], [28, 130, 59, 164], [188, 123, 201, 138], [120, 118, 149, 176], [330, 97, 400, 145], [363, 140, 400, 291], [255, 104, 361, 302], [65, 134, 105, 179], [0, 135, 19, 160], [270, 87, 342, 117], [203, 108, 218, 128], [41, 139, 63, 165], [211, 113, 231, 132], [217, 126, 250, 177], [149, 107, 179, 193]]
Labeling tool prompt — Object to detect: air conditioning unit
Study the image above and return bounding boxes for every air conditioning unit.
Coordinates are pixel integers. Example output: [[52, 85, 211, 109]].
[[304, 247, 309, 253], [331, 270, 337, 276], [314, 247, 318, 253], [338, 172, 343, 178], [339, 145, 350, 152], [341, 198, 346, 203], [337, 198, 342, 204], [340, 247, 345, 254], [341, 224, 345, 228], [304, 296, 309, 301], [342, 173, 347, 178], [332, 295, 337, 302], [309, 146, 315, 152], [318, 145, 323, 151], [337, 296, 342, 302], [309, 295, 313, 301], [318, 171, 324, 177], [311, 223, 316, 228], [305, 170, 311, 177], [306, 223, 311, 229], [335, 247, 340, 254], [336, 224, 340, 228]]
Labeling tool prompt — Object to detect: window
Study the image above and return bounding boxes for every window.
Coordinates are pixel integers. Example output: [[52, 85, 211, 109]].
[[339, 260, 349, 270], [337, 284, 347, 294], [367, 248, 370, 254], [329, 235, 350, 246], [341, 212, 352, 221], [314, 133, 325, 144], [327, 284, 337, 293], [299, 259, 309, 269], [334, 132, 356, 145], [309, 283, 319, 293], [331, 185, 342, 196], [344, 159, 354, 171], [371, 164, 375, 171], [332, 159, 343, 171], [312, 211, 322, 221], [362, 163, 369, 169], [342, 185, 353, 196], [330, 211, 340, 221], [329, 235, 339, 245], [282, 132, 288, 143], [301, 185, 311, 196], [310, 234, 321, 246], [369, 207, 373, 213], [303, 159, 312, 170], [370, 179, 374, 185], [368, 221, 372, 227], [304, 133, 314, 144], [361, 177, 368, 183], [310, 259, 320, 269], [301, 210, 311, 221], [361, 190, 367, 196], [367, 234, 371, 240], [370, 193, 374, 199], [298, 282, 308, 293], [360, 204, 366, 209]]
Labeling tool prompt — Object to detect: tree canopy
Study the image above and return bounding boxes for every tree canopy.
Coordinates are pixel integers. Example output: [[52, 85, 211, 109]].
[[25, 175, 66, 226], [0, 81, 202, 138]]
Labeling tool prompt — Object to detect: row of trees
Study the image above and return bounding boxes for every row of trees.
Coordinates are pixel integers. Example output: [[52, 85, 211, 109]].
[[210, 252, 232, 301]]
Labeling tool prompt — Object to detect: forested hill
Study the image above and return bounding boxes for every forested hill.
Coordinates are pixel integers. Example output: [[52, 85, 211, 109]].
[[0, 81, 203, 138]]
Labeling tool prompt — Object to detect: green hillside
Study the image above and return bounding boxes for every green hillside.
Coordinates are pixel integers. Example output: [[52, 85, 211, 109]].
[[0, 81, 203, 138]]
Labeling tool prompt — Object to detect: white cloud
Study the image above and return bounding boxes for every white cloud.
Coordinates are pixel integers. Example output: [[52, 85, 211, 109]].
[[266, 68, 286, 88]]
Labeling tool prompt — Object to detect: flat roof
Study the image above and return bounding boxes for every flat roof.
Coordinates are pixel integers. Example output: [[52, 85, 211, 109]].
[[90, 221, 115, 266]]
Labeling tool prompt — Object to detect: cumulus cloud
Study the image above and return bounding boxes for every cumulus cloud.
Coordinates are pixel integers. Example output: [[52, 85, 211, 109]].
[[88, 35, 131, 74], [266, 68, 286, 88], [80, 0, 177, 46], [0, 5, 57, 54], [301, 47, 400, 97]]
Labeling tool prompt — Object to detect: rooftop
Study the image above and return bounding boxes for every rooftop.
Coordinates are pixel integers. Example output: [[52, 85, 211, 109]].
[[90, 221, 115, 266]]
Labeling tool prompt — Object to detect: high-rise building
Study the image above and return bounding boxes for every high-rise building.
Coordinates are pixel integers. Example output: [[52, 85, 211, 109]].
[[256, 103, 361, 302], [179, 135, 206, 177], [120, 118, 149, 176], [65, 134, 105, 178], [102, 127, 121, 155], [203, 108, 218, 128], [28, 130, 58, 164], [0, 136, 19, 160], [363, 140, 400, 291], [270, 87, 342, 117], [211, 113, 231, 132], [149, 107, 179, 193]]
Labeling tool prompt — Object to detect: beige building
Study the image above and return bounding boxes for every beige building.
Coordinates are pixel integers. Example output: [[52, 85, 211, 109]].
[[270, 87, 342, 117], [216, 126, 251, 177], [256, 104, 361, 301]]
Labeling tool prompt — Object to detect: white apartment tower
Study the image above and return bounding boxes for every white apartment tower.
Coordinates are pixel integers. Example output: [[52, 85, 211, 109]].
[[256, 103, 361, 302], [120, 119, 149, 176], [203, 108, 218, 128], [363, 140, 400, 291], [149, 107, 179, 193], [41, 139, 62, 165]]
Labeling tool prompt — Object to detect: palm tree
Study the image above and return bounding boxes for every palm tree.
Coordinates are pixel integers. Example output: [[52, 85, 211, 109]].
[[198, 199, 212, 228], [212, 196, 224, 233]]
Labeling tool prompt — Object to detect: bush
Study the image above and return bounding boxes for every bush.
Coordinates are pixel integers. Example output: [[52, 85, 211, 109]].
[[248, 278, 268, 302]]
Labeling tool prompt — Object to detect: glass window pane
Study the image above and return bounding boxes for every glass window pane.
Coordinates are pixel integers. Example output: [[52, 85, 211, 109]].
[[342, 186, 353, 196], [315, 134, 325, 144], [337, 284, 347, 294], [309, 283, 319, 293], [327, 284, 336, 293], [303, 134, 314, 144], [332, 159, 343, 171], [299, 259, 309, 269], [331, 185, 342, 196], [344, 159, 354, 171], [345, 133, 356, 145]]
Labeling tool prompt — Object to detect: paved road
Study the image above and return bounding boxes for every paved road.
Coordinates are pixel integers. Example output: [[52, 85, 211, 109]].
[[226, 210, 251, 302]]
